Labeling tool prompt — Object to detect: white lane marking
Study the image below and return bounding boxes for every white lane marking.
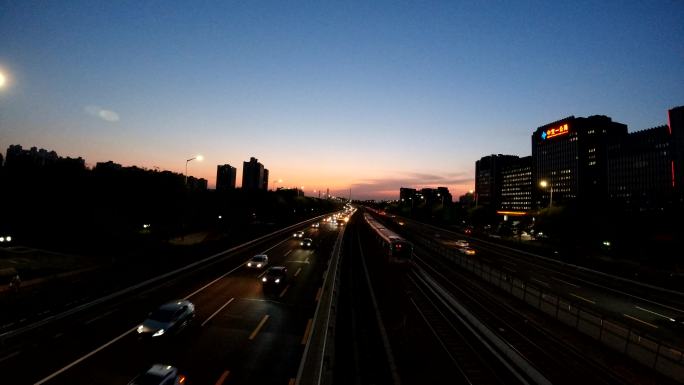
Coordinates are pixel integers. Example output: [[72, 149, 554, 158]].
[[184, 263, 245, 300], [258, 269, 268, 278], [34, 326, 138, 385], [84, 309, 118, 325], [284, 249, 293, 257], [569, 292, 596, 305], [501, 266, 516, 273], [0, 350, 20, 364], [30, 227, 309, 384], [552, 276, 580, 288], [279, 285, 290, 298], [215, 370, 230, 385], [635, 305, 676, 322], [294, 267, 302, 277], [185, 237, 290, 300], [201, 298, 235, 327], [305, 257, 310, 264], [249, 315, 270, 340], [623, 313, 659, 329], [532, 278, 550, 287]]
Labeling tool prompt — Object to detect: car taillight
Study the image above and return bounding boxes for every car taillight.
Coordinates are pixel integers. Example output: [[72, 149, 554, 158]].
[[178, 374, 186, 383]]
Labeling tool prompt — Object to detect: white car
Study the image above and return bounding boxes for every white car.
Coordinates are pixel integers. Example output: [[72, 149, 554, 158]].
[[128, 364, 186, 385], [293, 231, 305, 238], [247, 254, 269, 269], [454, 240, 469, 248], [137, 300, 195, 338]]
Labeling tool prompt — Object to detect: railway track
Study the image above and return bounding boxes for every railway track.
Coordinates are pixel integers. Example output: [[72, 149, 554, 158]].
[[411, 244, 635, 385]]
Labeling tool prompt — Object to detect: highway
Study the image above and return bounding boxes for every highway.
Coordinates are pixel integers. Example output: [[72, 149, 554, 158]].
[[0, 217, 344, 385]]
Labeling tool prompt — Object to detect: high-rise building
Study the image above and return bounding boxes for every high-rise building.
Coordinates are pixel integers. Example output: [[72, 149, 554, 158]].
[[500, 156, 532, 212], [670, 106, 684, 205], [532, 115, 627, 208], [475, 154, 520, 209], [242, 157, 266, 191], [216, 164, 237, 191], [263, 168, 269, 191]]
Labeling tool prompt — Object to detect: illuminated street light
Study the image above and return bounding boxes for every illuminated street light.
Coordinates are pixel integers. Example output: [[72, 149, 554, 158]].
[[185, 155, 203, 185], [539, 180, 553, 208], [0, 71, 6, 88], [273, 179, 283, 191]]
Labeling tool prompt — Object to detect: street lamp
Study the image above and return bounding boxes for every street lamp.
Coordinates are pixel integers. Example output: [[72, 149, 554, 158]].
[[0, 71, 6, 88], [539, 180, 553, 208], [185, 155, 203, 184]]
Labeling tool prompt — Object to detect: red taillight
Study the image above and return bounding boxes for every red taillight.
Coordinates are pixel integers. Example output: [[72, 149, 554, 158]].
[[179, 375, 186, 384]]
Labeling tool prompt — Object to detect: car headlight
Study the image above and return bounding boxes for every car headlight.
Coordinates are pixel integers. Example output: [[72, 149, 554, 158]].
[[300, 242, 304, 246], [275, 278, 281, 283], [247, 262, 252, 267], [5, 236, 10, 242], [0, 237, 4, 242], [137, 325, 144, 334], [152, 329, 165, 337], [262, 277, 267, 282], [257, 263, 262, 268]]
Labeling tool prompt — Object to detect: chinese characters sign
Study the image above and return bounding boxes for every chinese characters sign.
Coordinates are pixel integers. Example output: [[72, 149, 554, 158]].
[[541, 123, 569, 140]]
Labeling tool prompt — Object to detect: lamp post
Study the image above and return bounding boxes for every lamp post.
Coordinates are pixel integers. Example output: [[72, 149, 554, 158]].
[[185, 155, 203, 185], [539, 180, 553, 208], [469, 189, 478, 208]]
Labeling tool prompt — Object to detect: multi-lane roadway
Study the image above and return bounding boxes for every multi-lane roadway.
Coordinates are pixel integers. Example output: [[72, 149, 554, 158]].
[[0, 217, 344, 385]]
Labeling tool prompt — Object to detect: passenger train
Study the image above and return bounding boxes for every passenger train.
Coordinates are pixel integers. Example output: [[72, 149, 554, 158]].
[[363, 212, 413, 264]]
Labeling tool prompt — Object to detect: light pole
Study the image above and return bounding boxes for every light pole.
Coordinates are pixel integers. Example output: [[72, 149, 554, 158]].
[[469, 189, 478, 208], [539, 180, 553, 208], [185, 155, 203, 185]]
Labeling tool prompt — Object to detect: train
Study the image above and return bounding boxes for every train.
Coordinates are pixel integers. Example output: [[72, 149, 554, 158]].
[[363, 212, 413, 264]]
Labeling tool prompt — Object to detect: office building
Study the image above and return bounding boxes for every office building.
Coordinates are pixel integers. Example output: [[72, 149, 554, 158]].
[[500, 156, 532, 211], [532, 115, 627, 207], [216, 164, 237, 191], [475, 154, 521, 209], [263, 168, 269, 191]]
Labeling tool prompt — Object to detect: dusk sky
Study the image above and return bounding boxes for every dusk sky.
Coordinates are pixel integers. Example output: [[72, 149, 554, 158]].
[[1, 1, 683, 199]]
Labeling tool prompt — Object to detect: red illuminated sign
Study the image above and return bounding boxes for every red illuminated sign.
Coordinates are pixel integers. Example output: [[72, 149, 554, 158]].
[[542, 123, 569, 140]]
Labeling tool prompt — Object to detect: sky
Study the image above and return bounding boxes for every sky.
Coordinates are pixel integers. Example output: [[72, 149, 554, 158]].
[[1, 1, 683, 199]]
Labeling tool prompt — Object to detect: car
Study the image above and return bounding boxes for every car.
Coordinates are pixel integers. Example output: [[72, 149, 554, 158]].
[[311, 222, 320, 228], [458, 247, 476, 256], [0, 234, 12, 246], [137, 300, 195, 338], [262, 266, 288, 286], [454, 240, 469, 248], [246, 254, 268, 269], [300, 237, 313, 248], [293, 230, 305, 238], [128, 364, 186, 385]]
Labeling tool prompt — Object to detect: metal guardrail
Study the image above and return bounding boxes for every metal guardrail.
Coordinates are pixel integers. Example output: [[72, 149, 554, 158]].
[[296, 213, 349, 385], [417, 236, 684, 383]]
